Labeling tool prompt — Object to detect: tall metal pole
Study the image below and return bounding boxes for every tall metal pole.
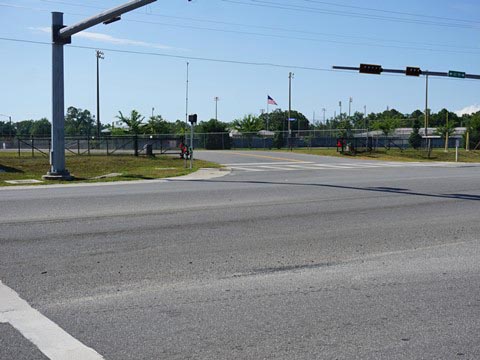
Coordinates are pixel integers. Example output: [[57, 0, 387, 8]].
[[425, 72, 429, 138], [185, 61, 189, 145], [339, 101, 342, 119], [46, 12, 70, 178], [349, 97, 352, 117], [96, 50, 104, 139], [214, 96, 219, 121], [288, 72, 293, 150], [9, 116, 11, 138]]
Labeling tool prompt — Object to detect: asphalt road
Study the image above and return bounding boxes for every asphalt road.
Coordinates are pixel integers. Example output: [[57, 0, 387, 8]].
[[1, 150, 480, 359]]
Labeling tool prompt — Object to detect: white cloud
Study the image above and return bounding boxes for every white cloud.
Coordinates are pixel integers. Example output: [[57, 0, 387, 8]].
[[455, 104, 480, 116], [31, 27, 178, 51]]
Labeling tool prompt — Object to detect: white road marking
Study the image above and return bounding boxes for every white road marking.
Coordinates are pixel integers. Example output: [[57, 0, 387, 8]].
[[0, 281, 104, 360], [223, 161, 313, 166], [227, 160, 466, 172]]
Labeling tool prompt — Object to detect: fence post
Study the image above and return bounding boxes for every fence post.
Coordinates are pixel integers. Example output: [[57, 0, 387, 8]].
[[106, 137, 109, 156], [18, 138, 21, 157], [87, 137, 90, 155], [134, 135, 138, 156], [31, 136, 34, 158], [77, 139, 80, 155]]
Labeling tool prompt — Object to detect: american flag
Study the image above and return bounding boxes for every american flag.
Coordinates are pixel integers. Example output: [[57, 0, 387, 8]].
[[267, 95, 278, 106]]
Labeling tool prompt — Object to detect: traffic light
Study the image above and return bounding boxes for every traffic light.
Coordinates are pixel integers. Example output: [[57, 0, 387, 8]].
[[359, 63, 383, 75], [188, 114, 197, 124], [406, 66, 422, 76]]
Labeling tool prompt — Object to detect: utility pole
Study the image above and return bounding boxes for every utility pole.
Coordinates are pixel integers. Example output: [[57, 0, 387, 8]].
[[214, 96, 219, 121], [339, 101, 342, 119], [96, 50, 104, 139], [425, 71, 429, 140], [445, 111, 449, 153], [185, 61, 189, 146], [152, 107, 154, 118], [349, 97, 352, 117], [45, 0, 158, 180], [322, 108, 326, 125], [288, 72, 294, 150]]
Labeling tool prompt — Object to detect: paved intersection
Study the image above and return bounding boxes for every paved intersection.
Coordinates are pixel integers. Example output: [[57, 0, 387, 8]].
[[1, 150, 480, 359]]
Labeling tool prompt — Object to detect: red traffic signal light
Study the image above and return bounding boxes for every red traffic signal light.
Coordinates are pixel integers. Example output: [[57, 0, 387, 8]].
[[406, 66, 422, 76], [359, 63, 383, 75]]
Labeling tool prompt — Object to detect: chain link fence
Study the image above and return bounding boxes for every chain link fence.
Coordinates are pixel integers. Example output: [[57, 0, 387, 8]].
[[0, 130, 465, 156]]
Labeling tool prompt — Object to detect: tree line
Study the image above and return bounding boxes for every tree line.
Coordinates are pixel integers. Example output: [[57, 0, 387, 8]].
[[2, 106, 480, 148]]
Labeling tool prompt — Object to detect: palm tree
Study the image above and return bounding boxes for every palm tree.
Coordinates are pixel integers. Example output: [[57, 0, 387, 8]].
[[232, 114, 263, 148], [116, 110, 145, 134]]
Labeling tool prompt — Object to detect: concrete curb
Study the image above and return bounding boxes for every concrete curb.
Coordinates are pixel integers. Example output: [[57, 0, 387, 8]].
[[0, 168, 231, 191]]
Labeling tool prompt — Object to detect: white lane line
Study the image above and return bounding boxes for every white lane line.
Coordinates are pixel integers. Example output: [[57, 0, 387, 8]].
[[0, 281, 104, 360], [257, 165, 296, 171], [230, 166, 265, 172], [223, 161, 312, 166]]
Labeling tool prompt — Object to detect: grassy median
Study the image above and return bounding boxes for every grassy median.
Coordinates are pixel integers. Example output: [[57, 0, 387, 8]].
[[279, 148, 480, 163], [0, 152, 220, 186]]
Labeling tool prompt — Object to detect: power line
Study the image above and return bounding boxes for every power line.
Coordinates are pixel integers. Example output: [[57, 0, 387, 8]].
[[1, 36, 478, 83], [2, 3, 480, 55], [298, 0, 480, 25], [11, 2, 480, 51], [221, 0, 480, 30]]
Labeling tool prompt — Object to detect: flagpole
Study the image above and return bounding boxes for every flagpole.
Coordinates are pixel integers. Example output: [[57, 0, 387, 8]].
[[266, 96, 269, 131]]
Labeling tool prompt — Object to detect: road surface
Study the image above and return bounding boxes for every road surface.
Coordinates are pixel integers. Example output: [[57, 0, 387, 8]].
[[1, 150, 480, 359]]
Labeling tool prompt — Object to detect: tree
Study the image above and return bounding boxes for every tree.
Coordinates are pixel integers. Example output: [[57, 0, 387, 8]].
[[15, 120, 34, 136], [408, 118, 422, 150], [116, 110, 144, 135], [232, 114, 263, 148], [144, 115, 170, 134], [258, 109, 309, 132], [434, 118, 455, 152], [65, 106, 95, 136], [0, 121, 15, 137], [30, 118, 51, 136], [196, 119, 231, 149], [232, 114, 263, 133], [464, 111, 480, 150], [372, 118, 399, 149]]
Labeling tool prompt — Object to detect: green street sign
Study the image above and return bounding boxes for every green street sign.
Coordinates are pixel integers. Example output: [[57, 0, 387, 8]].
[[448, 70, 466, 78]]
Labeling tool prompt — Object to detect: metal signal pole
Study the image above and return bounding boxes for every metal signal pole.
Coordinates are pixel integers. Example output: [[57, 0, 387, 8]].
[[45, 0, 158, 180]]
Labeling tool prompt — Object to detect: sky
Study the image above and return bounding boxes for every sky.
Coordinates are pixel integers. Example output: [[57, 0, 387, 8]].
[[0, 0, 479, 126]]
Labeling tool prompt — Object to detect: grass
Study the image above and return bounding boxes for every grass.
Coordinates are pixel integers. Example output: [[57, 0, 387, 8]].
[[0, 152, 221, 186]]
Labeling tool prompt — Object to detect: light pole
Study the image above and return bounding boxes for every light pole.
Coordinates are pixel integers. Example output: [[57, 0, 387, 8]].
[[214, 96, 219, 121], [46, 0, 158, 180], [152, 107, 154, 118], [96, 50, 104, 139], [339, 101, 342, 119], [349, 97, 352, 117], [288, 72, 294, 150]]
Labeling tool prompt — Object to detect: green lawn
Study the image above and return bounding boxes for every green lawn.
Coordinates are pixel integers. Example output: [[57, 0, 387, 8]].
[[0, 152, 220, 186], [277, 147, 480, 163]]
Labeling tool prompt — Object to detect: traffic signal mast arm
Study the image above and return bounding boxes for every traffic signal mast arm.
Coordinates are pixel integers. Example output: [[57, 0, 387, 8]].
[[332, 65, 480, 80]]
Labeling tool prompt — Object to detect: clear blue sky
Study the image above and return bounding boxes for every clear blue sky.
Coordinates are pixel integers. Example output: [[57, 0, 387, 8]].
[[1, 0, 479, 125]]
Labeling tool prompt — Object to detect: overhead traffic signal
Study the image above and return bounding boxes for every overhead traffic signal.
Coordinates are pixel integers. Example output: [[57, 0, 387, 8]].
[[359, 63, 383, 75], [406, 66, 422, 76]]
